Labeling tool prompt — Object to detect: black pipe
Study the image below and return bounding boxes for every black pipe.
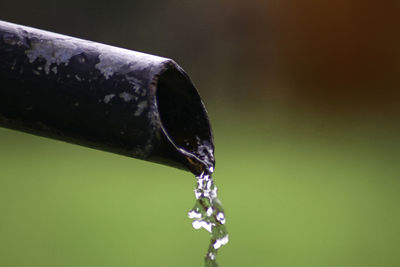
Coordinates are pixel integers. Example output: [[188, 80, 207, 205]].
[[0, 20, 214, 175]]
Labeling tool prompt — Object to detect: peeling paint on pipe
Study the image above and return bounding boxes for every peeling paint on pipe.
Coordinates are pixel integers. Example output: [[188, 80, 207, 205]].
[[0, 20, 214, 175]]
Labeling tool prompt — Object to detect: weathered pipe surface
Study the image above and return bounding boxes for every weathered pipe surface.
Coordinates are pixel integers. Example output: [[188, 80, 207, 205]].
[[0, 20, 214, 175]]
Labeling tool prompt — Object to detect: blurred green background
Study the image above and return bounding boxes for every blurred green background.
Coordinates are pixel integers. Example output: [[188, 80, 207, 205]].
[[1, 1, 400, 266]]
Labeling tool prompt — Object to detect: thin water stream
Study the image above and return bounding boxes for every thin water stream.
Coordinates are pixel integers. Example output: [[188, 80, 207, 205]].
[[188, 168, 229, 266], [187, 140, 228, 267]]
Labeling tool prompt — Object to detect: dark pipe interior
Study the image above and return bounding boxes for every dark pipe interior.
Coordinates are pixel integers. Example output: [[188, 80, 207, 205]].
[[156, 66, 214, 171]]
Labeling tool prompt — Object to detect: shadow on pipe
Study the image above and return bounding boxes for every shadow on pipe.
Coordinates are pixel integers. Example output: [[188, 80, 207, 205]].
[[0, 20, 214, 175]]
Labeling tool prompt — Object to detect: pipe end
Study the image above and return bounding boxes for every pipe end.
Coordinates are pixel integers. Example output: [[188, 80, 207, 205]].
[[155, 64, 214, 175]]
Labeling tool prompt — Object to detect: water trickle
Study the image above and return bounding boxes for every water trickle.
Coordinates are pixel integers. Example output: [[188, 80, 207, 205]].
[[187, 140, 228, 267]]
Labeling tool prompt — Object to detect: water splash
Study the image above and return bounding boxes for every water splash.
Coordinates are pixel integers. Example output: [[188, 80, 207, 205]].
[[188, 167, 229, 267]]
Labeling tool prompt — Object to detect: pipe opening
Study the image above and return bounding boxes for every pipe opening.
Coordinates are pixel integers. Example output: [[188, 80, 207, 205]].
[[156, 66, 214, 173]]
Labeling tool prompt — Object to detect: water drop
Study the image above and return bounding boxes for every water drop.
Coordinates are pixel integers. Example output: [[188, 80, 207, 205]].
[[213, 235, 229, 250]]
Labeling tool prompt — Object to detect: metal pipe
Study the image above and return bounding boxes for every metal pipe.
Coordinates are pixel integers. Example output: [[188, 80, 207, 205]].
[[0, 20, 214, 175]]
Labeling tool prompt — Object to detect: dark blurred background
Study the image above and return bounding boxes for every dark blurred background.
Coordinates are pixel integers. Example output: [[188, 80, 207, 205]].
[[1, 1, 399, 267]]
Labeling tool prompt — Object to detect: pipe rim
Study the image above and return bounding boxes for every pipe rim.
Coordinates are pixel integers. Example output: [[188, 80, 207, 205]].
[[154, 62, 214, 174]]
